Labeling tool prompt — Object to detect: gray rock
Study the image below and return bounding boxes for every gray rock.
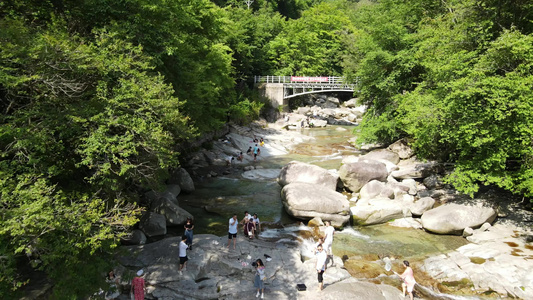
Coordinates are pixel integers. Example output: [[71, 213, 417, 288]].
[[388, 217, 423, 229], [281, 182, 350, 226], [151, 197, 193, 226], [401, 178, 418, 195], [342, 98, 358, 108], [359, 180, 386, 199], [168, 168, 195, 193], [278, 161, 338, 190], [423, 174, 444, 190], [463, 227, 474, 237], [479, 222, 492, 232], [410, 197, 435, 216], [297, 106, 311, 115], [350, 197, 407, 225], [421, 203, 497, 235], [391, 162, 441, 179], [361, 149, 400, 165], [120, 229, 147, 245], [339, 160, 388, 193], [144, 184, 181, 206], [388, 138, 414, 159], [242, 168, 281, 180], [138, 212, 167, 237]]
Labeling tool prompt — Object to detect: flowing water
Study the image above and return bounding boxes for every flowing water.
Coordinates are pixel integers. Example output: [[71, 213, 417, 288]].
[[179, 125, 477, 298]]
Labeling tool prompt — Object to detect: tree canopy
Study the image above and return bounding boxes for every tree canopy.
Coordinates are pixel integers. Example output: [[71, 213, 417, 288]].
[[344, 0, 533, 197], [1, 0, 532, 298]]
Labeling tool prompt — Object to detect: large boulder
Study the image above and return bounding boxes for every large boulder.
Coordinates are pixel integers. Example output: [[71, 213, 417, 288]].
[[409, 197, 435, 216], [423, 174, 444, 190], [338, 160, 388, 192], [421, 203, 497, 235], [350, 198, 408, 225], [361, 149, 400, 165], [388, 138, 414, 159], [277, 161, 338, 190], [121, 229, 147, 245], [342, 98, 358, 108], [168, 168, 195, 193], [151, 197, 193, 226], [391, 162, 441, 180], [359, 180, 386, 199], [145, 184, 181, 205], [281, 182, 350, 226], [138, 212, 167, 237]]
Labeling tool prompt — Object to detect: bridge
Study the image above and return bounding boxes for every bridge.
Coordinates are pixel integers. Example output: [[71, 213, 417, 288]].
[[254, 76, 356, 110]]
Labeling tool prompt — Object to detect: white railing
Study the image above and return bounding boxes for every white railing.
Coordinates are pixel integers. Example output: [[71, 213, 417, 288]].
[[254, 76, 350, 85]]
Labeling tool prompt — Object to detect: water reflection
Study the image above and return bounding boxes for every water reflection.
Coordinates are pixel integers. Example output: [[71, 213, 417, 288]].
[[179, 125, 473, 297]]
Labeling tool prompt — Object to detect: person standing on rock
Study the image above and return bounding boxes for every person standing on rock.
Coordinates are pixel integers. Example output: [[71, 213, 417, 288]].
[[184, 217, 194, 250], [254, 259, 266, 298], [131, 269, 146, 300], [394, 260, 416, 300], [227, 213, 238, 250], [253, 144, 259, 161], [323, 221, 335, 266], [179, 235, 189, 273], [252, 213, 261, 234], [315, 244, 327, 291]]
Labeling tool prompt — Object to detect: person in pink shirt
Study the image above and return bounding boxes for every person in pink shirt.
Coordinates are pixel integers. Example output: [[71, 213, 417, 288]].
[[131, 269, 146, 300], [394, 260, 416, 300]]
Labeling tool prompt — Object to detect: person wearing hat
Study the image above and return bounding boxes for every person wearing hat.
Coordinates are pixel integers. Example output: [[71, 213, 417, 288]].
[[131, 269, 146, 300]]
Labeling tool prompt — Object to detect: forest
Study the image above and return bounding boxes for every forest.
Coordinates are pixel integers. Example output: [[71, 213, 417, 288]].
[[1, 0, 532, 298]]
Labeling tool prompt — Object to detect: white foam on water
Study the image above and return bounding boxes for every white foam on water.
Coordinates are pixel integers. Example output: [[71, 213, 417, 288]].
[[337, 227, 370, 239], [258, 225, 311, 239]]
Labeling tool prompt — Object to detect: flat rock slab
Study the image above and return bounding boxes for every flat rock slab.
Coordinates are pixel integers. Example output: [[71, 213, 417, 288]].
[[241, 169, 281, 180], [423, 224, 533, 299], [117, 234, 407, 299]]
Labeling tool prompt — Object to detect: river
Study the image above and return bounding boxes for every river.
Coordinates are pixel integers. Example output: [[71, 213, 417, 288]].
[[179, 125, 478, 298]]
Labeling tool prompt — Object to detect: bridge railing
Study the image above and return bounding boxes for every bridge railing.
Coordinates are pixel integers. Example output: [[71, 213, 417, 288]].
[[254, 76, 352, 85]]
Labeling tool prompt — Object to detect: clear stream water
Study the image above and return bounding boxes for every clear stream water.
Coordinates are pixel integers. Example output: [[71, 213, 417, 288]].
[[179, 125, 477, 298]]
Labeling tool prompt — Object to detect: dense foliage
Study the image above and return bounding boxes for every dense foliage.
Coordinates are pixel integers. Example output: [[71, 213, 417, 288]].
[[344, 0, 533, 198], [1, 0, 532, 298]]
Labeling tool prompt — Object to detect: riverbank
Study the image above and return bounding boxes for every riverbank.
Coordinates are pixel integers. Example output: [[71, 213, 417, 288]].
[[117, 233, 406, 300], [175, 120, 533, 299]]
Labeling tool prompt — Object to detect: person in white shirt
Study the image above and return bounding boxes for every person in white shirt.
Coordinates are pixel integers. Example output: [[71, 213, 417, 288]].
[[227, 214, 238, 250], [323, 221, 335, 266], [179, 235, 189, 272], [252, 213, 261, 233], [315, 244, 327, 291]]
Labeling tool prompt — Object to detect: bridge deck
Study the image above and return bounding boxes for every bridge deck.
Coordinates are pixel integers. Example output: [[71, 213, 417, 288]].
[[254, 76, 356, 99]]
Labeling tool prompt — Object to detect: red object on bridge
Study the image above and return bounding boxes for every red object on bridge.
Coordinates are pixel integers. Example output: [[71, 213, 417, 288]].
[[290, 76, 329, 82]]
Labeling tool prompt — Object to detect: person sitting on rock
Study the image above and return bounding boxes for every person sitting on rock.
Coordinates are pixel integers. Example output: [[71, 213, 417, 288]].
[[246, 147, 252, 155], [241, 211, 253, 228], [245, 217, 256, 239], [226, 156, 234, 166]]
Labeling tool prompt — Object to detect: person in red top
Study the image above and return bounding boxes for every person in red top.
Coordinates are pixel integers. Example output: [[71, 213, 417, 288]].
[[131, 269, 146, 300]]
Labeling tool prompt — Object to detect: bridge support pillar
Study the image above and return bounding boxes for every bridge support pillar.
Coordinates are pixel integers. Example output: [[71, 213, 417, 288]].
[[257, 83, 288, 112]]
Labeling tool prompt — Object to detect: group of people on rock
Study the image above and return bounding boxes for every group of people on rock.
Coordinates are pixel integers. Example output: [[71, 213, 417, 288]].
[[245, 136, 264, 161], [227, 211, 262, 249], [107, 215, 416, 299], [312, 220, 416, 298]]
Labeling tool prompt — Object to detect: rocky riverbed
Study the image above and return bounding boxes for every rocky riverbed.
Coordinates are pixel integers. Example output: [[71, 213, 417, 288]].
[[110, 118, 533, 300]]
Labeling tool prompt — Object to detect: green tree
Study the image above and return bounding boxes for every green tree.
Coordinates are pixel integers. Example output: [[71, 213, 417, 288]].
[[268, 1, 354, 75], [0, 18, 193, 297]]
